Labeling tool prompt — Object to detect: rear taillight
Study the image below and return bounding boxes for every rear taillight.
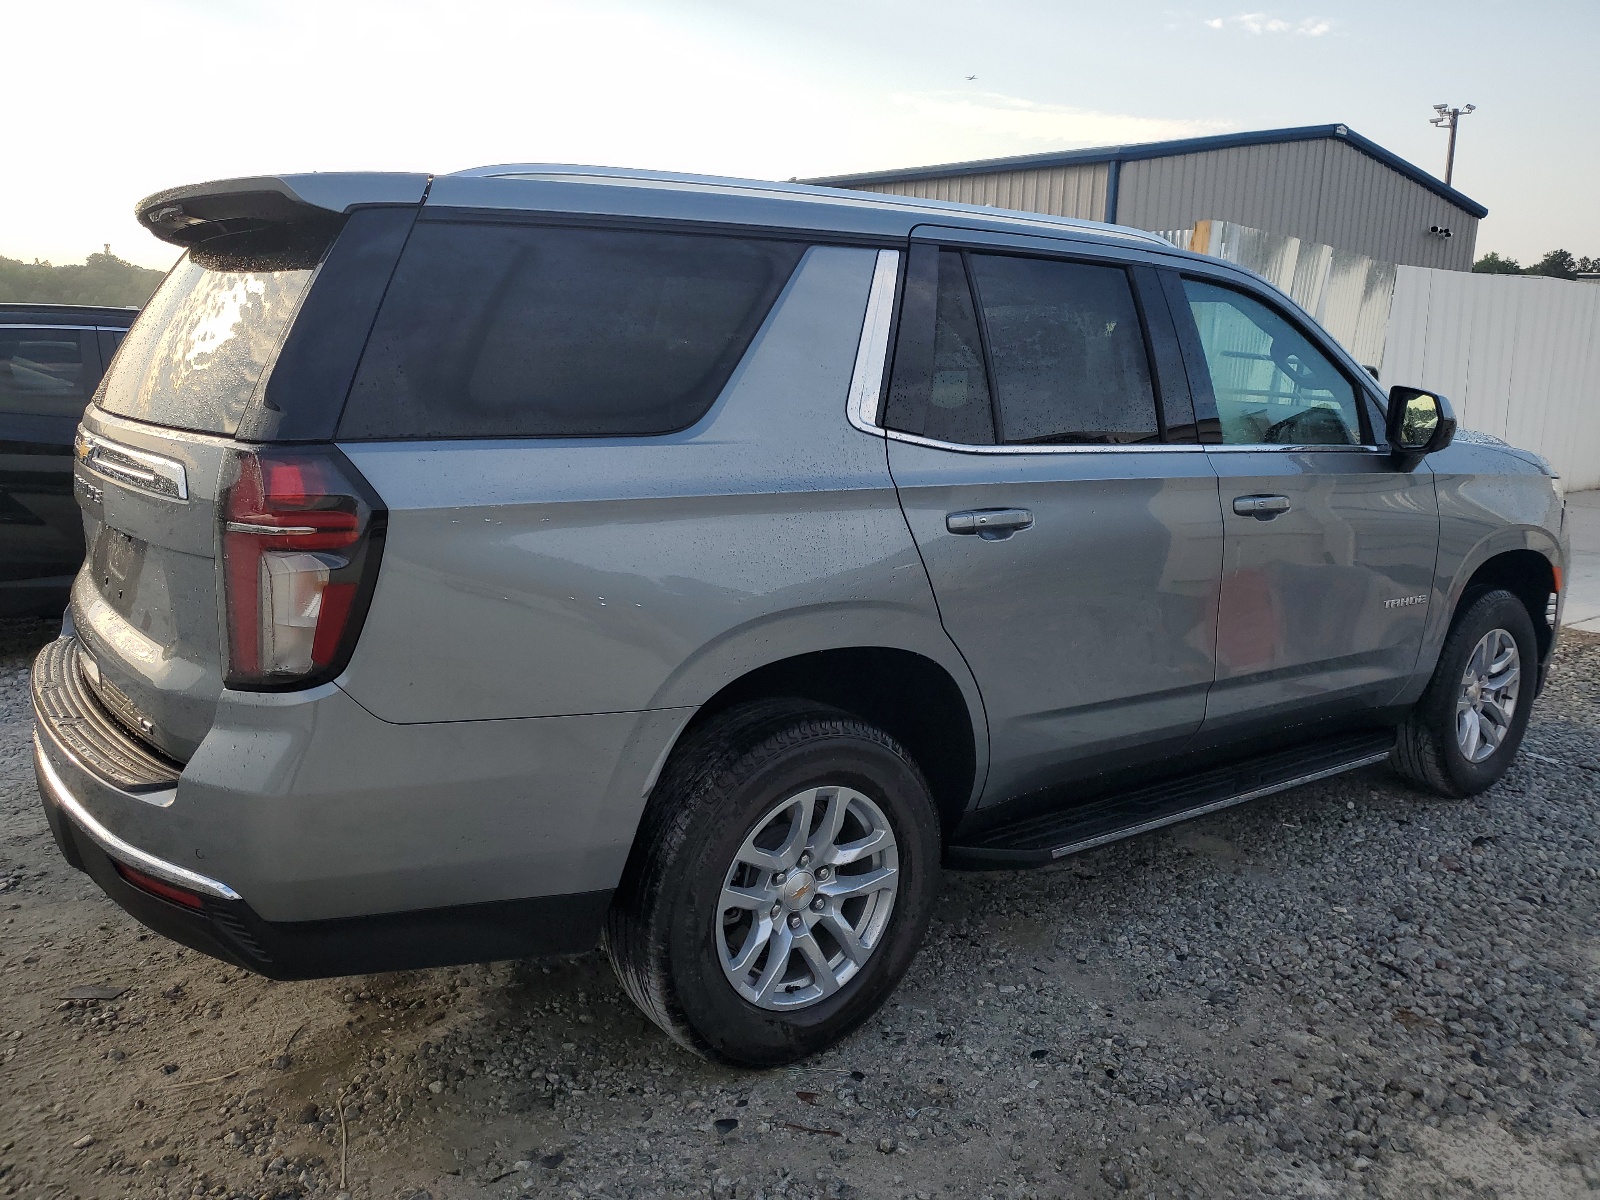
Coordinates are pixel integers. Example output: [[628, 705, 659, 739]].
[[219, 446, 384, 690]]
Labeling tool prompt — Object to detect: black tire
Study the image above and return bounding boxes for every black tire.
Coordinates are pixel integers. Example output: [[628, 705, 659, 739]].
[[1391, 588, 1538, 798], [604, 699, 941, 1066]]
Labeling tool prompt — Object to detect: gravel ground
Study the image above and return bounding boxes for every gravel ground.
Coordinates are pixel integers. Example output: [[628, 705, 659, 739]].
[[3, 618, 1599, 1200]]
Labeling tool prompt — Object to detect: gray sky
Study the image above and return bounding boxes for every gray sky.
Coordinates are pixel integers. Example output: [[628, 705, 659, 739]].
[[7, 0, 1593, 270]]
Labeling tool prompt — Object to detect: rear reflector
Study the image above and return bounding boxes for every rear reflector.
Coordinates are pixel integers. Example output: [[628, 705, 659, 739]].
[[219, 446, 385, 690], [114, 862, 204, 909]]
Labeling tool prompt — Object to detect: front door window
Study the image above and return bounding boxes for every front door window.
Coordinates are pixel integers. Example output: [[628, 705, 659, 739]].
[[1182, 278, 1363, 446]]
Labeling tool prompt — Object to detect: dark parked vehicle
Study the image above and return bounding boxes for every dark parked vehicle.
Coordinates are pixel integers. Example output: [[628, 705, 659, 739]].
[[32, 169, 1568, 1066], [0, 304, 137, 615]]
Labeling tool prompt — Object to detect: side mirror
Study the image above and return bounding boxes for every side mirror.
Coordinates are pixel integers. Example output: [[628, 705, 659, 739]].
[[1386, 385, 1456, 469]]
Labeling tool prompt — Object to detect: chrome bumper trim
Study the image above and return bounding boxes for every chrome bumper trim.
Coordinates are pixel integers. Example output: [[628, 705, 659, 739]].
[[33, 733, 241, 901]]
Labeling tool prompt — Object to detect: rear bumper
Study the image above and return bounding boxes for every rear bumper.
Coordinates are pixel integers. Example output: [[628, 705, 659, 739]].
[[35, 732, 613, 978], [29, 635, 691, 977], [36, 739, 611, 977]]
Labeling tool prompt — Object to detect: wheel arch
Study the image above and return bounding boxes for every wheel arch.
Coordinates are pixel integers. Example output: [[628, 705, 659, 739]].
[[1456, 547, 1558, 664], [1400, 526, 1561, 710], [646, 644, 986, 842], [1441, 524, 1561, 659]]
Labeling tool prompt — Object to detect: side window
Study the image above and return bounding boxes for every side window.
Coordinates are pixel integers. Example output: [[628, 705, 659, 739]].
[[0, 327, 97, 418], [1181, 279, 1363, 447], [96, 327, 128, 376], [339, 223, 806, 439], [883, 249, 995, 445], [968, 254, 1159, 445], [926, 252, 994, 444]]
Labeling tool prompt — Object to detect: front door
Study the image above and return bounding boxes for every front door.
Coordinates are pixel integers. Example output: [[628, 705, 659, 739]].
[[882, 235, 1223, 804], [1169, 273, 1439, 741]]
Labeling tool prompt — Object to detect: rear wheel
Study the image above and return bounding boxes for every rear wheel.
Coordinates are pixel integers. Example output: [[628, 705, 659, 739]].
[[604, 700, 940, 1066], [1392, 589, 1537, 797]]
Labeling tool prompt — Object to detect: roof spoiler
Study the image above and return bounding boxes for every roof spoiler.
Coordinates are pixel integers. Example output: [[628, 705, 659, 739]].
[[135, 173, 431, 246]]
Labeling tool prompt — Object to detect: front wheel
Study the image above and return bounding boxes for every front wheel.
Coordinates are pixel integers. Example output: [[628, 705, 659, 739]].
[[1392, 588, 1538, 797], [604, 700, 941, 1066]]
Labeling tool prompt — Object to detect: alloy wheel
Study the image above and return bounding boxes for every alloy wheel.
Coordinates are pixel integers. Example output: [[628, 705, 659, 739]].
[[1456, 627, 1520, 764], [716, 785, 899, 1010]]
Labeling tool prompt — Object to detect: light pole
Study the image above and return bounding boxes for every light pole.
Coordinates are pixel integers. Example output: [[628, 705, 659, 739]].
[[1430, 103, 1475, 186]]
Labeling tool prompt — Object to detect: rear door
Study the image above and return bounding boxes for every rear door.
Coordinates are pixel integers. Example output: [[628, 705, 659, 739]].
[[1168, 270, 1439, 742], [884, 230, 1223, 803], [0, 323, 101, 610]]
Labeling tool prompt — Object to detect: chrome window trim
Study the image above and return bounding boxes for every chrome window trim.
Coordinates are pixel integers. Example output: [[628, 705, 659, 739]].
[[883, 428, 1206, 455], [846, 249, 901, 437], [1205, 442, 1385, 454], [880, 428, 1385, 457], [843, 247, 1386, 458], [74, 428, 189, 501], [0, 323, 99, 334]]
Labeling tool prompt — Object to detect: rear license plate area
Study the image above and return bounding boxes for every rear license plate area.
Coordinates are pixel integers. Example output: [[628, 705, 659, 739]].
[[90, 527, 147, 616]]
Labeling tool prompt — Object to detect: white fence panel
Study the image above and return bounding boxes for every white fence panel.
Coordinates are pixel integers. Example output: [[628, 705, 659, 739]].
[[1384, 270, 1600, 490]]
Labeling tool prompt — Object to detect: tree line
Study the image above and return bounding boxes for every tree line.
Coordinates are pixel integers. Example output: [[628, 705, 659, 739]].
[[1472, 249, 1599, 279], [0, 251, 167, 308]]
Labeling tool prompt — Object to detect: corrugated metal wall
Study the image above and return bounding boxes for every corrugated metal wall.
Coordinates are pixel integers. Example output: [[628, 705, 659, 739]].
[[853, 162, 1109, 222], [1162, 221, 1397, 371], [844, 138, 1477, 271], [1117, 140, 1475, 270], [1385, 270, 1600, 489]]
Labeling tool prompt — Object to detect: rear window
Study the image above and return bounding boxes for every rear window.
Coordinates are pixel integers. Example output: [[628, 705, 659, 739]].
[[96, 228, 325, 436], [337, 221, 806, 440], [968, 254, 1159, 445]]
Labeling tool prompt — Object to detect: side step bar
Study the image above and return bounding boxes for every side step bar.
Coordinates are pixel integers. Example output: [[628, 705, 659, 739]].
[[947, 729, 1396, 868]]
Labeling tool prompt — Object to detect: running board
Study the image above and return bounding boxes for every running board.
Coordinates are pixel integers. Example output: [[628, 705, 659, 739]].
[[947, 730, 1396, 868]]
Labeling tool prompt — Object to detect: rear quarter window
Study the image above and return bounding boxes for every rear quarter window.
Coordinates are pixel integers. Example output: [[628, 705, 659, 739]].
[[337, 221, 806, 440]]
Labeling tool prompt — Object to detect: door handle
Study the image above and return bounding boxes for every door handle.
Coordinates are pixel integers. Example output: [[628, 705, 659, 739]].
[[947, 508, 1034, 539], [1232, 494, 1291, 519]]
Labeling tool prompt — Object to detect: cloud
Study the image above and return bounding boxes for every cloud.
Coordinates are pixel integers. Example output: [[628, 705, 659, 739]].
[[1206, 13, 1333, 35], [886, 92, 1234, 154]]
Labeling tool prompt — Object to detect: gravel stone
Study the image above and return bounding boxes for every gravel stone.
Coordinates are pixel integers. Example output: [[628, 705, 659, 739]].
[[2, 617, 1600, 1197]]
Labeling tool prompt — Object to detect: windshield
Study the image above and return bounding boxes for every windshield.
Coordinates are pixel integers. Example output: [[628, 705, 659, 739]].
[[96, 228, 327, 435]]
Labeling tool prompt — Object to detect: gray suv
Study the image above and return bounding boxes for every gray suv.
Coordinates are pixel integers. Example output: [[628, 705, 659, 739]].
[[31, 167, 1568, 1066]]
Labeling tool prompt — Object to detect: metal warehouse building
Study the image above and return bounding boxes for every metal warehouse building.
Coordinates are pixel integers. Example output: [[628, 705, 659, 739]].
[[808, 124, 1487, 272]]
